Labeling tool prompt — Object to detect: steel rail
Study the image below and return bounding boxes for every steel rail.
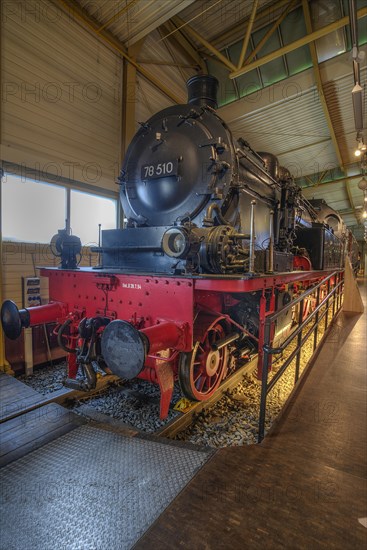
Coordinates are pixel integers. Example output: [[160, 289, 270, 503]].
[[156, 356, 258, 438]]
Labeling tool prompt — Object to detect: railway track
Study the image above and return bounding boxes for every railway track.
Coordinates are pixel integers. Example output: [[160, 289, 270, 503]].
[[0, 373, 121, 425], [156, 356, 258, 438], [6, 356, 258, 441], [2, 292, 342, 451]]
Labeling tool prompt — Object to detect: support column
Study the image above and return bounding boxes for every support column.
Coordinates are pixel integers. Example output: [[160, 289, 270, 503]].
[[121, 40, 145, 156], [119, 40, 145, 227], [0, 167, 12, 374], [0, 2, 9, 373]]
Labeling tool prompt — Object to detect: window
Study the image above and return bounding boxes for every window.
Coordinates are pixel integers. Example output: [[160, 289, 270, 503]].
[[311, 0, 346, 62], [206, 58, 237, 106], [227, 41, 262, 99], [70, 190, 117, 246], [252, 25, 288, 86], [280, 7, 312, 76], [206, 2, 358, 110], [2, 175, 66, 243], [1, 173, 117, 245]]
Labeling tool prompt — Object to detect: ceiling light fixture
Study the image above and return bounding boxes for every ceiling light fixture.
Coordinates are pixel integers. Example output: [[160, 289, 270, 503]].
[[352, 83, 364, 131], [358, 177, 367, 190], [355, 134, 366, 157]]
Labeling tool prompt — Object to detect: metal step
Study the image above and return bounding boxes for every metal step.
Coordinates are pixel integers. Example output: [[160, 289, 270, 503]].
[[0, 424, 211, 550]]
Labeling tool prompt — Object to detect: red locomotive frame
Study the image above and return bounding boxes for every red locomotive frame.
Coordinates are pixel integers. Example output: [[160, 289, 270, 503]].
[[15, 267, 334, 418]]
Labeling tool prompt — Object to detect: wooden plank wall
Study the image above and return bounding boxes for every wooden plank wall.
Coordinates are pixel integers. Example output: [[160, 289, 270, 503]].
[[2, 242, 99, 307]]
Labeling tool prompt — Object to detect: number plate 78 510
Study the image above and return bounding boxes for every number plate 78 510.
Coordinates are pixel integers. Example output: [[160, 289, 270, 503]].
[[141, 160, 178, 180]]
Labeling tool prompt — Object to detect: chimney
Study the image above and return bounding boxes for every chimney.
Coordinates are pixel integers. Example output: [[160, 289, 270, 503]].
[[186, 75, 219, 109]]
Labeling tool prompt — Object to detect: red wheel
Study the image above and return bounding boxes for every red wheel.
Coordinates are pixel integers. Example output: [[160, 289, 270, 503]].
[[302, 296, 316, 321], [179, 320, 229, 401], [293, 295, 317, 324]]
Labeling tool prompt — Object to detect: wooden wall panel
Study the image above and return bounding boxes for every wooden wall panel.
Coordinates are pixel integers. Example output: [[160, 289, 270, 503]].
[[2, 0, 122, 191], [2, 242, 98, 307]]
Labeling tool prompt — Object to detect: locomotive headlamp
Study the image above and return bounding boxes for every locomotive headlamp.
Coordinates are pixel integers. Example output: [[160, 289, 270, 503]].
[[162, 227, 190, 258]]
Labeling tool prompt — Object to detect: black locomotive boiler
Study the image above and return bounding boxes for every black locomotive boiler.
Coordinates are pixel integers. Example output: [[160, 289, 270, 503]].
[[1, 76, 350, 418], [103, 75, 345, 276]]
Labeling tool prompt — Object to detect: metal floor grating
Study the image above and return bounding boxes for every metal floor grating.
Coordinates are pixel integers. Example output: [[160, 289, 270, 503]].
[[0, 425, 210, 550]]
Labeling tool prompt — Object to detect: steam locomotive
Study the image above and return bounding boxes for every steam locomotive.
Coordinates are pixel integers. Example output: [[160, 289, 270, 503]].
[[1, 76, 352, 418]]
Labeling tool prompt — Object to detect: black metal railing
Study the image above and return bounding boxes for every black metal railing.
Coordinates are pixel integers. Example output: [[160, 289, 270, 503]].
[[258, 270, 344, 443]]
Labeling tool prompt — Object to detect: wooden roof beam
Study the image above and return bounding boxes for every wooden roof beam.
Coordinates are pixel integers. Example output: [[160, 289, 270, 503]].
[[237, 0, 259, 69], [54, 0, 182, 104], [95, 0, 138, 34], [138, 59, 198, 69], [299, 173, 364, 189], [301, 0, 344, 171], [345, 180, 360, 224], [159, 20, 206, 73], [158, 27, 187, 84], [204, 0, 295, 52], [243, 0, 297, 66], [172, 15, 236, 72], [229, 6, 367, 79]]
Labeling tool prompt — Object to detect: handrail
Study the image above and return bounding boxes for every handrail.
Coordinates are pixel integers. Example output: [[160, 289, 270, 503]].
[[264, 277, 343, 354], [257, 270, 344, 443], [266, 299, 335, 394], [265, 270, 340, 323]]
